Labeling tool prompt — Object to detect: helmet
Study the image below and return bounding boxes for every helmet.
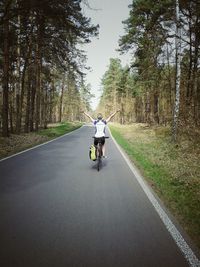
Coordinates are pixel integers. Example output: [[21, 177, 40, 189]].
[[97, 113, 103, 120]]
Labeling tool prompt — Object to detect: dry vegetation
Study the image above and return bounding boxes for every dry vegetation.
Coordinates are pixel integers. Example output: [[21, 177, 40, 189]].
[[0, 133, 49, 159]]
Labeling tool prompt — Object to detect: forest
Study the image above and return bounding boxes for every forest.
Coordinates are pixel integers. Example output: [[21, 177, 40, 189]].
[[0, 0, 97, 137], [97, 0, 200, 141], [1, 0, 200, 141]]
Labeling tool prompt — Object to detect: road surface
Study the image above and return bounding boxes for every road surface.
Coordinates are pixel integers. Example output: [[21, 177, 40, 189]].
[[0, 125, 199, 267]]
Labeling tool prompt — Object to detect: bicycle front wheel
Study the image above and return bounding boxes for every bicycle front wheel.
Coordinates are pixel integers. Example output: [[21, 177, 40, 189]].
[[97, 157, 100, 171]]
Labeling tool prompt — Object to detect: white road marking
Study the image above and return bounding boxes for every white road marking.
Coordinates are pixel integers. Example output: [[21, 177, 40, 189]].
[[0, 126, 83, 162], [109, 128, 200, 267]]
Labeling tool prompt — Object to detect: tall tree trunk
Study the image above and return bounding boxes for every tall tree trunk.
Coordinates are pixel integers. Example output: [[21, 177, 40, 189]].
[[30, 71, 36, 132], [166, 43, 173, 112], [41, 82, 48, 129], [2, 10, 10, 137], [19, 59, 28, 131], [154, 91, 159, 124], [35, 43, 41, 131], [59, 78, 65, 122], [172, 0, 181, 142], [35, 13, 44, 131], [145, 91, 151, 124], [49, 81, 54, 123], [192, 17, 200, 124], [186, 8, 193, 107], [51, 78, 56, 123], [16, 11, 21, 134], [9, 88, 14, 134], [24, 35, 33, 132], [43, 85, 48, 129], [193, 55, 199, 124], [120, 102, 125, 124], [24, 67, 31, 133]]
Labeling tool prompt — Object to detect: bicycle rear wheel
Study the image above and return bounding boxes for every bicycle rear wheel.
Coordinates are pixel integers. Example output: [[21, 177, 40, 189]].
[[97, 157, 100, 171], [97, 144, 102, 171]]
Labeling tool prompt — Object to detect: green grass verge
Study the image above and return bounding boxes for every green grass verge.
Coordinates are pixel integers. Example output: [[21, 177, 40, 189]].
[[110, 124, 200, 250], [38, 122, 82, 138]]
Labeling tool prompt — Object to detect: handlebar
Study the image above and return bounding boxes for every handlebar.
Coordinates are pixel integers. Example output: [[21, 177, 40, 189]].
[[92, 136, 109, 139]]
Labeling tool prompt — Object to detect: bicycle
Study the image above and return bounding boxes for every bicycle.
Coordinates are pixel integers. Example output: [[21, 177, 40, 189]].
[[93, 137, 109, 171]]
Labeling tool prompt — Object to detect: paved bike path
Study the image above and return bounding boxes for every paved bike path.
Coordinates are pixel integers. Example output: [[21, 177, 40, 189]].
[[0, 125, 198, 267]]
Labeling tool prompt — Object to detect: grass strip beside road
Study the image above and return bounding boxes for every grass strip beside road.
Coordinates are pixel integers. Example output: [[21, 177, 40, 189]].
[[38, 122, 82, 138], [109, 123, 200, 250], [0, 122, 82, 160]]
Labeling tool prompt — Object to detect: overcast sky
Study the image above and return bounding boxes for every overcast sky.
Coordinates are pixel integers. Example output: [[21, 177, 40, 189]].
[[82, 0, 132, 110]]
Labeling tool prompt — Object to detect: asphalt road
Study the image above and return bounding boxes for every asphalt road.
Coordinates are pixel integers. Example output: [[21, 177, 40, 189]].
[[0, 125, 197, 267]]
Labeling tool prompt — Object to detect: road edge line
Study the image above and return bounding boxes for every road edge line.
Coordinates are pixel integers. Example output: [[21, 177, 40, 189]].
[[109, 127, 200, 267], [0, 125, 83, 162]]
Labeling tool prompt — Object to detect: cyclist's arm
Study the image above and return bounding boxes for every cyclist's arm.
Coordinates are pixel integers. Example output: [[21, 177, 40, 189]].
[[106, 110, 120, 123], [83, 111, 95, 122]]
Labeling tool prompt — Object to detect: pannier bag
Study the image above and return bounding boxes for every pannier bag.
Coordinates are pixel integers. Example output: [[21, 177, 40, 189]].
[[89, 145, 96, 161]]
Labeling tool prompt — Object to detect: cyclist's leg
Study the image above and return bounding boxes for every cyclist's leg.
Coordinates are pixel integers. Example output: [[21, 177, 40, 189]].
[[101, 137, 106, 157], [94, 138, 99, 158], [94, 138, 97, 146], [102, 144, 105, 156], [98, 143, 103, 157]]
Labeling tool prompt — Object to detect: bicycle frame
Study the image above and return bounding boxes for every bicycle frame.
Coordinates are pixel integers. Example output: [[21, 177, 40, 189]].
[[92, 136, 109, 171], [96, 142, 102, 171]]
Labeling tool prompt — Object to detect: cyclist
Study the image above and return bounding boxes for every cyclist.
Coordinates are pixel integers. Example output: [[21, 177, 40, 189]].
[[83, 110, 120, 157]]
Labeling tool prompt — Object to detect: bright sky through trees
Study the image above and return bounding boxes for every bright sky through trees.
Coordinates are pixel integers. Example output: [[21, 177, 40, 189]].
[[82, 0, 132, 110]]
